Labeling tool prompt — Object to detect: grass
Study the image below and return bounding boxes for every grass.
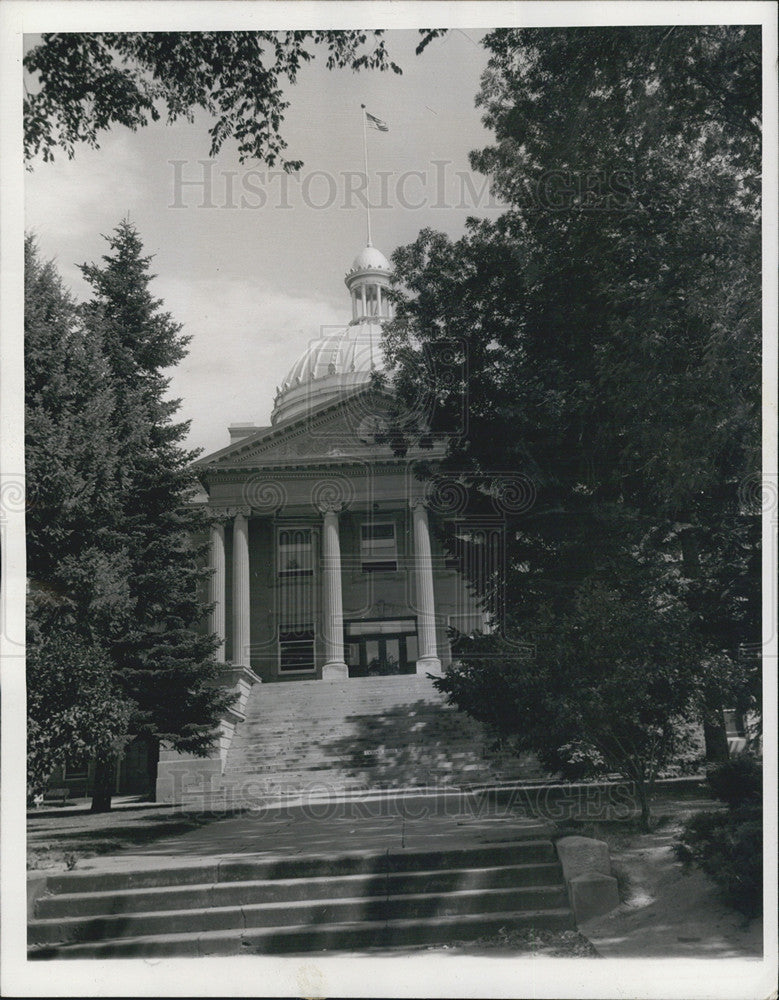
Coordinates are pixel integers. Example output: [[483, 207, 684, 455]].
[[545, 780, 720, 836]]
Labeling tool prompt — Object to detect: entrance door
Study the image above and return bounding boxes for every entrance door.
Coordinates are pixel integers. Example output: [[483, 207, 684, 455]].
[[344, 619, 418, 677]]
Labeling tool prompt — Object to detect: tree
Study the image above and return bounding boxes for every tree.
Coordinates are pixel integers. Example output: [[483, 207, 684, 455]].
[[382, 26, 760, 785], [25, 227, 235, 811], [24, 30, 444, 168], [440, 579, 702, 829], [78, 220, 234, 811], [25, 235, 134, 797], [27, 630, 132, 802]]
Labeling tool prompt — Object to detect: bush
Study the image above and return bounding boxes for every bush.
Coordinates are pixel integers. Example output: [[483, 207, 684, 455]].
[[706, 754, 762, 808], [675, 804, 762, 917], [676, 756, 763, 919]]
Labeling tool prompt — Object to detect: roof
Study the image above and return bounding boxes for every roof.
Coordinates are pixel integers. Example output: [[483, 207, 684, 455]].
[[272, 321, 386, 425], [347, 244, 390, 274]]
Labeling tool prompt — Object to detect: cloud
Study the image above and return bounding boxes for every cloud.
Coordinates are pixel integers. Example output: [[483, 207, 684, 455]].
[[160, 274, 345, 456], [25, 132, 150, 293]]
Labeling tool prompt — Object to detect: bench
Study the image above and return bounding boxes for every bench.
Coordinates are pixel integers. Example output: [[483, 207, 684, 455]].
[[42, 787, 70, 805]]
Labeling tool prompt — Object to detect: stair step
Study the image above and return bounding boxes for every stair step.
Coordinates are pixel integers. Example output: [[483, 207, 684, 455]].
[[30, 907, 575, 958], [204, 674, 543, 797], [35, 862, 565, 918], [30, 884, 570, 944], [41, 841, 556, 896]]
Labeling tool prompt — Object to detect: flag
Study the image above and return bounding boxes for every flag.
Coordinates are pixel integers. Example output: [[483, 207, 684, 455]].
[[365, 110, 389, 132]]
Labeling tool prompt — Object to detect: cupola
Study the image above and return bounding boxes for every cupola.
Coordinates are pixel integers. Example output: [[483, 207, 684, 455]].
[[344, 243, 393, 324]]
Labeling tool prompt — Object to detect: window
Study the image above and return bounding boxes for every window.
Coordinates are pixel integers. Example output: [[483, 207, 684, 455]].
[[279, 627, 315, 672], [443, 520, 505, 625], [360, 522, 397, 572], [278, 528, 313, 577], [278, 527, 314, 637]]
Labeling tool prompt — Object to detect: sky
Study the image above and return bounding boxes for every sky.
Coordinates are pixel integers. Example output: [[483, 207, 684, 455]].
[[24, 29, 503, 456]]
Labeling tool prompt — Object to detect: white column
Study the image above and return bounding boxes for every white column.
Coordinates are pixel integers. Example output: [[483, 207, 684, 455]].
[[209, 522, 226, 662], [360, 283, 367, 319], [376, 284, 382, 316], [411, 500, 442, 675], [232, 513, 251, 668], [321, 506, 348, 680]]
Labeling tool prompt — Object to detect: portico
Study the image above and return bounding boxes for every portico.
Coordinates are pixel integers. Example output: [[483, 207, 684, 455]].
[[205, 490, 443, 680]]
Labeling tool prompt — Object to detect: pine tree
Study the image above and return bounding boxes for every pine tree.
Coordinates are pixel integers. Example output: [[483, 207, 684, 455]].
[[79, 221, 233, 811], [25, 235, 133, 797]]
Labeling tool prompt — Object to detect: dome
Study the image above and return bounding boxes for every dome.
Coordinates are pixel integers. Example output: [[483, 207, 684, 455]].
[[270, 243, 393, 426], [348, 244, 390, 274], [271, 322, 385, 425]]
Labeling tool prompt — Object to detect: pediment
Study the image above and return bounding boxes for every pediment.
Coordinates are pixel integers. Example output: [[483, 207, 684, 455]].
[[197, 391, 439, 472], [197, 392, 445, 472]]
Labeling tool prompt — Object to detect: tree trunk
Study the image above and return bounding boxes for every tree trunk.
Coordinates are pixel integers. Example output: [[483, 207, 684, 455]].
[[634, 779, 652, 832], [90, 755, 114, 813], [703, 684, 730, 764], [703, 708, 730, 764], [145, 737, 160, 801], [681, 528, 731, 766]]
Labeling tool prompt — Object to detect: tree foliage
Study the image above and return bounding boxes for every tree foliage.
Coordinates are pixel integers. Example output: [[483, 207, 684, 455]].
[[675, 755, 762, 917], [473, 26, 760, 196], [78, 222, 234, 766], [25, 235, 134, 796], [444, 579, 702, 827], [383, 26, 761, 793], [24, 30, 445, 168], [26, 631, 132, 800], [25, 226, 234, 809]]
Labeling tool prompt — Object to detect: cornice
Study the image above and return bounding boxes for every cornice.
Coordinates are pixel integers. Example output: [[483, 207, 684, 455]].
[[203, 455, 437, 478]]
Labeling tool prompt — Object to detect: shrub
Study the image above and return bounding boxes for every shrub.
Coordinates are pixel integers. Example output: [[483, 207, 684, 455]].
[[675, 756, 763, 918], [706, 754, 762, 808]]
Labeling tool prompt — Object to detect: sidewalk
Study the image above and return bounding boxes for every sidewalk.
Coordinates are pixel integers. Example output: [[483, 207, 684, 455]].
[[580, 821, 763, 959], [57, 794, 553, 875]]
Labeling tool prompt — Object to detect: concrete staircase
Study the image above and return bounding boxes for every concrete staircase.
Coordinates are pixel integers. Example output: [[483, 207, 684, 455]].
[[159, 675, 544, 810], [29, 835, 574, 958]]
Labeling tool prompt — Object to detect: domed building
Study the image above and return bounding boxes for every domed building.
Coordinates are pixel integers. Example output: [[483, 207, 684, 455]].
[[155, 244, 529, 807]]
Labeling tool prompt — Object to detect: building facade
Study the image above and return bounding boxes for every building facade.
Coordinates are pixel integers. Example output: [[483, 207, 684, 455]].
[[196, 244, 485, 686], [154, 244, 491, 804]]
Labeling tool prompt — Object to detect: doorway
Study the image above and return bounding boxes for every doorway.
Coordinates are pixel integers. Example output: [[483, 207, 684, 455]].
[[344, 618, 418, 677]]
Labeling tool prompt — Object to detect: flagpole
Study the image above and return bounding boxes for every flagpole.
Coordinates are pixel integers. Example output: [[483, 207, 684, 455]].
[[360, 104, 372, 247]]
